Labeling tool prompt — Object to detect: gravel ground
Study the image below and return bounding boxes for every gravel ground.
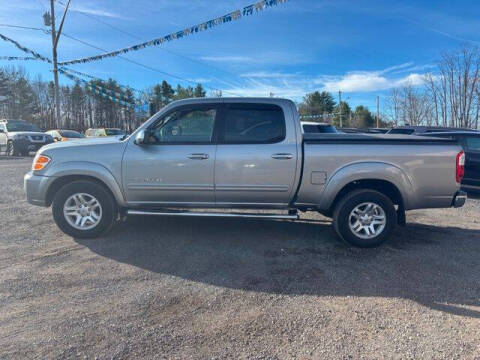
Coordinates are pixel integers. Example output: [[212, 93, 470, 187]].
[[1, 157, 480, 359]]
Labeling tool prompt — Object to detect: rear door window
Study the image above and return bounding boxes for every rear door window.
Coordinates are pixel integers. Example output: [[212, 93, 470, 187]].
[[221, 104, 285, 144]]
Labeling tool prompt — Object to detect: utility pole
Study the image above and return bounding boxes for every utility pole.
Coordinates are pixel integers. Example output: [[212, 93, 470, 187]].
[[338, 90, 342, 128], [376, 95, 380, 128], [49, 0, 70, 128]]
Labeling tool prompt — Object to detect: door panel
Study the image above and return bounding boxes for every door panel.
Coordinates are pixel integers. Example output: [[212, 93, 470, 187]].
[[214, 103, 297, 206], [122, 105, 218, 206], [215, 143, 297, 205], [123, 144, 216, 205]]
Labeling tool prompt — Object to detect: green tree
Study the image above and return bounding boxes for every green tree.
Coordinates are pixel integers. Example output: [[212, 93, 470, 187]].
[[353, 105, 375, 128], [8, 75, 38, 121], [174, 84, 194, 100], [194, 83, 206, 98], [160, 80, 174, 103], [0, 69, 11, 118], [298, 91, 336, 117]]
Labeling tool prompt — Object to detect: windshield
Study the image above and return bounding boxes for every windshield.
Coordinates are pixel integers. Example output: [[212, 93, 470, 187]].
[[6, 121, 42, 132], [59, 130, 85, 138], [105, 128, 125, 136]]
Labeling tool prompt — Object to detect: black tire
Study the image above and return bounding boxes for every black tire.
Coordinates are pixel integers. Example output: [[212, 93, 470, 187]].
[[6, 141, 19, 156], [333, 189, 397, 248], [52, 180, 117, 238]]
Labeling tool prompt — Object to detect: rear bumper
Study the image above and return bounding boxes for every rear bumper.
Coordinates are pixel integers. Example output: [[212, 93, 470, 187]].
[[461, 184, 480, 199], [24, 171, 55, 207], [452, 191, 467, 208]]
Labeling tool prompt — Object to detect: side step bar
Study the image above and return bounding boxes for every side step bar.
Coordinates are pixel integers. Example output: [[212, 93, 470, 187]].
[[127, 209, 299, 220]]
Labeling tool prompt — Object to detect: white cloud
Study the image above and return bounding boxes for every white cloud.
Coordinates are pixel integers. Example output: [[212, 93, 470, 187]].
[[378, 62, 415, 74], [320, 63, 431, 92], [187, 78, 212, 83], [217, 63, 432, 100], [68, 4, 126, 19]]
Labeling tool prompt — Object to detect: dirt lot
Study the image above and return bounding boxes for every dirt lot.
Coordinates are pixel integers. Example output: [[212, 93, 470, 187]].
[[1, 157, 480, 359]]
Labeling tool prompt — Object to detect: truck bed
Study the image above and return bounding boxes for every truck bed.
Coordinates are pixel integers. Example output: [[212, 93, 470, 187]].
[[303, 133, 458, 145], [296, 133, 461, 212]]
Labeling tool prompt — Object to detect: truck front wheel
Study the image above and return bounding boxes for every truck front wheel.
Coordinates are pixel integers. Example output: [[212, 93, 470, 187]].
[[52, 180, 117, 238], [333, 189, 397, 248]]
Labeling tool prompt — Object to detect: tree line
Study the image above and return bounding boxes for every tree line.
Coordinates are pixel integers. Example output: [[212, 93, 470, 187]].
[[0, 67, 207, 132]]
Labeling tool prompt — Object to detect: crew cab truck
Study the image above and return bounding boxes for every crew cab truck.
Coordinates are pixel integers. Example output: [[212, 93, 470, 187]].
[[24, 98, 467, 247]]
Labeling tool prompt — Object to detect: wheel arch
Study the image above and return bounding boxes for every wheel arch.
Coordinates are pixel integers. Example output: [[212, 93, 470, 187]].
[[328, 179, 405, 217], [43, 162, 125, 207]]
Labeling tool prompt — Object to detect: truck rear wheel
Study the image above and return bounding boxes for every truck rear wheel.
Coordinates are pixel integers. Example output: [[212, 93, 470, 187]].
[[333, 189, 397, 248], [52, 180, 117, 238]]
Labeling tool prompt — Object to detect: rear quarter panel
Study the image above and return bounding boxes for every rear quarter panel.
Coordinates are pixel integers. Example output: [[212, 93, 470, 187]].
[[295, 143, 461, 211]]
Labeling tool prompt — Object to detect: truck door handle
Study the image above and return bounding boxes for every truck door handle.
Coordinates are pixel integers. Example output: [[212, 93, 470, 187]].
[[271, 153, 293, 160], [187, 153, 209, 160]]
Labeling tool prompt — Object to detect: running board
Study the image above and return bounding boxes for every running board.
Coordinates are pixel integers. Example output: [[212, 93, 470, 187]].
[[127, 209, 298, 220]]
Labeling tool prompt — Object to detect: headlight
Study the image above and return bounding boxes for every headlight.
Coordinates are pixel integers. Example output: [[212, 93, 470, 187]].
[[32, 154, 51, 171]]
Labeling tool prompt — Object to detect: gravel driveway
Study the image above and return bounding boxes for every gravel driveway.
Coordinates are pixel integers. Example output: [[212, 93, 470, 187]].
[[1, 158, 480, 359]]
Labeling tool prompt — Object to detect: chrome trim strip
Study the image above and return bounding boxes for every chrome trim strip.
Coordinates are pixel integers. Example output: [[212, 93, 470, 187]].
[[127, 184, 214, 191], [215, 184, 289, 192], [127, 210, 298, 219]]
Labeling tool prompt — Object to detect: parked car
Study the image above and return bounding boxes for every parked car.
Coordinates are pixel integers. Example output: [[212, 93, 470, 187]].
[[0, 119, 53, 156], [45, 129, 85, 142], [422, 131, 480, 198], [301, 122, 338, 134], [387, 125, 477, 135], [25, 98, 466, 248], [85, 128, 126, 137]]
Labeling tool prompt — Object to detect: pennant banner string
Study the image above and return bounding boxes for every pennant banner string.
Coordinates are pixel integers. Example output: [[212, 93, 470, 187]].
[[0, 56, 38, 61], [59, 0, 288, 66], [0, 33, 52, 63], [59, 68, 170, 108], [62, 67, 144, 94], [59, 68, 134, 103]]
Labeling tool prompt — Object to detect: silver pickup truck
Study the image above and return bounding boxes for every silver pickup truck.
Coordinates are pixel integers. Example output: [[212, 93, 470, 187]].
[[24, 98, 467, 247]]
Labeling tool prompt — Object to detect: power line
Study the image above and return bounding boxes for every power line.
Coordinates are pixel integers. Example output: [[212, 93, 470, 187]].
[[0, 24, 49, 33], [57, 33, 244, 96]]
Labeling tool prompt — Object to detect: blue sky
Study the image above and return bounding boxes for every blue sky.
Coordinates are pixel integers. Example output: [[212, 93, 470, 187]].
[[1, 0, 480, 110]]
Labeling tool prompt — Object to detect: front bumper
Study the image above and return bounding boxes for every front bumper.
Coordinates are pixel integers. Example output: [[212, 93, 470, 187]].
[[452, 191, 467, 208], [24, 171, 55, 207]]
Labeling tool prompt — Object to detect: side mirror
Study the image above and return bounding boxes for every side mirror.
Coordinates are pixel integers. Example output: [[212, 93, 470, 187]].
[[0, 129, 4, 133], [134, 129, 147, 145]]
